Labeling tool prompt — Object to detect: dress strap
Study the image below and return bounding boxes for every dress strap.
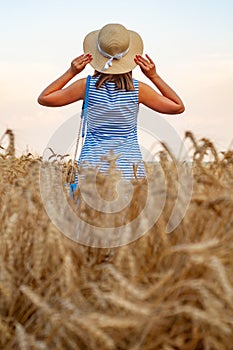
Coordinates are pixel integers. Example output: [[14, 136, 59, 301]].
[[81, 75, 91, 138]]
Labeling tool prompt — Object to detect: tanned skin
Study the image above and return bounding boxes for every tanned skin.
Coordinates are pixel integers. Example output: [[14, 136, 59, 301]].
[[38, 53, 185, 115]]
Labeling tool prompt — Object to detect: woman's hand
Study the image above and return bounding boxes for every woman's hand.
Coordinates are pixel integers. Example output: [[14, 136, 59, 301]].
[[134, 54, 157, 80], [135, 54, 185, 114], [38, 53, 93, 107], [70, 54, 93, 75]]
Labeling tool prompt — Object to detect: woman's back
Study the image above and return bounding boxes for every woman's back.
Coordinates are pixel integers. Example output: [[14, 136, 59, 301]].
[[87, 75, 138, 138], [37, 23, 185, 182], [79, 76, 145, 179]]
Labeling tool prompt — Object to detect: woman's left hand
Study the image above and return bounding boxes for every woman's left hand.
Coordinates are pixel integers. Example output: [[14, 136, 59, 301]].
[[70, 54, 93, 75], [134, 54, 158, 80]]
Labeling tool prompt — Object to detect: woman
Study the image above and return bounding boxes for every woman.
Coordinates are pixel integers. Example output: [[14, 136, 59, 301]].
[[38, 23, 185, 181]]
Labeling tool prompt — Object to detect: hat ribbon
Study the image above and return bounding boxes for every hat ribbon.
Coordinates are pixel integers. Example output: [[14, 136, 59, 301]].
[[97, 41, 129, 71]]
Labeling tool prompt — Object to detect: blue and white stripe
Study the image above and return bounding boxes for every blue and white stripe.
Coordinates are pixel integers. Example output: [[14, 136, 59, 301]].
[[76, 75, 145, 181]]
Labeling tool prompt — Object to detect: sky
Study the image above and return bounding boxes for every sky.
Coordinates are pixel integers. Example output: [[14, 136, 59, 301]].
[[0, 0, 233, 157]]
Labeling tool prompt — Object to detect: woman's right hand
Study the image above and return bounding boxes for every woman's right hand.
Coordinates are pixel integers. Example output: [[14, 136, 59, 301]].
[[70, 54, 93, 75], [38, 54, 93, 107]]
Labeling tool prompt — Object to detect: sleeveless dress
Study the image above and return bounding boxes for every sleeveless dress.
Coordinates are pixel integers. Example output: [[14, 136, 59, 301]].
[[76, 75, 145, 182]]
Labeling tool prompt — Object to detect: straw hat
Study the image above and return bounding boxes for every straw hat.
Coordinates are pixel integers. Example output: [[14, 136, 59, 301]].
[[83, 23, 143, 74]]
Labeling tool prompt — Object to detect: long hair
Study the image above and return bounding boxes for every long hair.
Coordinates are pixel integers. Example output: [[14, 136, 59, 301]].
[[93, 71, 135, 91]]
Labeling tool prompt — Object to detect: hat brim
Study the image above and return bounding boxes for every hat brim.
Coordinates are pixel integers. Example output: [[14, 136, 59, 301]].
[[83, 29, 143, 74]]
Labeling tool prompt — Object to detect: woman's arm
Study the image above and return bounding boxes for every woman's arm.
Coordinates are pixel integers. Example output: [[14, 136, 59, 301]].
[[38, 54, 92, 107], [134, 54, 185, 114]]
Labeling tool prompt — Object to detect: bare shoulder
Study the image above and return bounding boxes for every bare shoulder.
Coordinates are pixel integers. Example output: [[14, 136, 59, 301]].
[[61, 77, 88, 103], [137, 80, 184, 114], [138, 80, 158, 104], [138, 80, 157, 90], [71, 77, 87, 97]]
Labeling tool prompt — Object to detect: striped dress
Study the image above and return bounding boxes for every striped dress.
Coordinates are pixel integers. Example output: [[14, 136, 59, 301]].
[[77, 75, 145, 180]]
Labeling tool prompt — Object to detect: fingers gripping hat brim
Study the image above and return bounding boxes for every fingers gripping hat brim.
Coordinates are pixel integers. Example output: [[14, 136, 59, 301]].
[[83, 29, 143, 74]]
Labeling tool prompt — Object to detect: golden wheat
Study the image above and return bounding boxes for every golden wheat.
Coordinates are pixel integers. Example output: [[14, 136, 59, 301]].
[[0, 130, 233, 349]]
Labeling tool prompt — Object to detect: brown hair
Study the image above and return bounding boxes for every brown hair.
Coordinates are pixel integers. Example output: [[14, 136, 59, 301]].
[[93, 71, 135, 91]]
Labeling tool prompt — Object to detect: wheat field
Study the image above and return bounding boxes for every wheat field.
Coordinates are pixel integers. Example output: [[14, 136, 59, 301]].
[[0, 129, 233, 350]]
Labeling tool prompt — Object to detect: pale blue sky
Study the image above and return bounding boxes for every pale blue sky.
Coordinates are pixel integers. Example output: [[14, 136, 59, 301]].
[[1, 0, 233, 62], [0, 0, 233, 154]]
